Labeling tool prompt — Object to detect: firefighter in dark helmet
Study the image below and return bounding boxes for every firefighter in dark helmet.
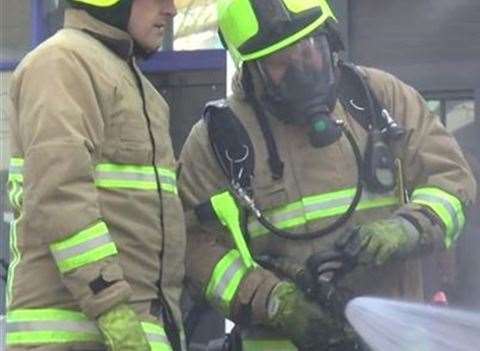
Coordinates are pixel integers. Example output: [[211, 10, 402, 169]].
[[6, 0, 186, 350]]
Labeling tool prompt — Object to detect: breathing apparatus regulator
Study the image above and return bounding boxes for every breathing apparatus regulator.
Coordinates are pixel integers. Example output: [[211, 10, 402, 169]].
[[209, 0, 405, 241]]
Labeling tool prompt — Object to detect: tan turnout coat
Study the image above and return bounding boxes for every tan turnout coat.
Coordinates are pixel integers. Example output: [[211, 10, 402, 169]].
[[7, 9, 185, 351], [179, 66, 476, 333]]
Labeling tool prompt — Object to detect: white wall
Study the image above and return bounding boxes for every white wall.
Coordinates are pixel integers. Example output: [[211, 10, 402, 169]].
[[0, 1, 31, 61]]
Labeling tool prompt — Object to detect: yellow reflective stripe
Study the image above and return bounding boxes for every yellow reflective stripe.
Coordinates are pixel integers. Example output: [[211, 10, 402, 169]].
[[49, 221, 117, 273], [283, 0, 321, 13], [8, 158, 24, 210], [6, 309, 102, 346], [239, 3, 336, 63], [211, 192, 256, 269], [8, 309, 92, 321], [411, 187, 465, 248], [94, 163, 177, 194], [7, 331, 102, 345], [8, 184, 23, 210], [6, 219, 20, 308], [249, 188, 399, 238], [71, 0, 120, 7], [141, 322, 173, 351], [6, 309, 173, 348], [205, 250, 249, 315]]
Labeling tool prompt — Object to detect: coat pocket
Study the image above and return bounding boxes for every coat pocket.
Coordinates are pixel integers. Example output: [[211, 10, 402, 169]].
[[253, 180, 288, 212], [103, 110, 153, 165]]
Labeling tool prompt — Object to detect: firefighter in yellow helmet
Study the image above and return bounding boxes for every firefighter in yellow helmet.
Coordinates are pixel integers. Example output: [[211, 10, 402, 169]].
[[178, 0, 476, 350], [6, 0, 186, 350]]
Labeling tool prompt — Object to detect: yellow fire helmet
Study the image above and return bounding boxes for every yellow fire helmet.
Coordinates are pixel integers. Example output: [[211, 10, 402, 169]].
[[67, 0, 133, 30], [69, 0, 121, 7], [217, 0, 338, 65]]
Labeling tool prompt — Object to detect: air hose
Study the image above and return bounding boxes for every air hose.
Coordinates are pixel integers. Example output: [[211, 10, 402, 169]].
[[233, 121, 364, 240]]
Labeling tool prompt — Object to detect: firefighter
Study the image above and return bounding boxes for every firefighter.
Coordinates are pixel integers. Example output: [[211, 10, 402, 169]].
[[6, 0, 186, 350], [178, 0, 476, 350]]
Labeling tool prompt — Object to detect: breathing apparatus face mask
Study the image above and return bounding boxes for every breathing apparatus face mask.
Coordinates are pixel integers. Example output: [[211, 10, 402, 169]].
[[255, 33, 342, 147]]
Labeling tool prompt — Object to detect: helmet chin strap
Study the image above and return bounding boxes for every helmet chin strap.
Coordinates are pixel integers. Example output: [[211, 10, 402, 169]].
[[132, 42, 157, 60]]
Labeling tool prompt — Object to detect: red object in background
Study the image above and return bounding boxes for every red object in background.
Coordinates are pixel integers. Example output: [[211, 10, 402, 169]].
[[431, 291, 449, 306]]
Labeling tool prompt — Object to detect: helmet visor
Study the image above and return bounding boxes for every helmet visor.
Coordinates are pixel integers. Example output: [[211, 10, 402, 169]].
[[254, 33, 338, 124], [257, 33, 335, 97]]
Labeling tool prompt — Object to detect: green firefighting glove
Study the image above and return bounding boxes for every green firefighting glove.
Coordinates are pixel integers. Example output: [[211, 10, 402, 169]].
[[336, 216, 421, 267], [266, 281, 345, 351], [97, 304, 150, 351]]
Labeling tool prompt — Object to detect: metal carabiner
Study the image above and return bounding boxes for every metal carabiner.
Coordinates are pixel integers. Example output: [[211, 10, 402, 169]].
[[225, 145, 250, 183]]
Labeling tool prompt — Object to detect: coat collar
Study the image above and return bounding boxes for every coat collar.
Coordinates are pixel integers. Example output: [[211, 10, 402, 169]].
[[64, 8, 134, 60]]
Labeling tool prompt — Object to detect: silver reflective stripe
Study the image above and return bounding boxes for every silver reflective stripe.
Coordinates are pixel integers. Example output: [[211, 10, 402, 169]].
[[51, 233, 113, 263], [249, 195, 358, 230], [213, 257, 244, 301], [8, 165, 23, 176], [96, 171, 176, 186], [94, 164, 177, 193], [146, 332, 169, 344], [158, 175, 176, 187], [7, 320, 100, 334], [248, 189, 397, 236], [248, 207, 304, 234], [141, 322, 173, 350], [96, 171, 156, 182], [3, 212, 13, 224], [6, 309, 173, 348], [95, 167, 177, 185]]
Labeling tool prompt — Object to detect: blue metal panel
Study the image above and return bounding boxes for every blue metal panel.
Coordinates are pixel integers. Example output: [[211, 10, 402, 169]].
[[140, 49, 226, 73], [0, 62, 18, 71], [1, 50, 227, 73], [31, 0, 46, 48]]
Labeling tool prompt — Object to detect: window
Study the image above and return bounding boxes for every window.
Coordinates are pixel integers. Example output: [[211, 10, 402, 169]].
[[173, 0, 222, 51], [445, 100, 475, 134], [425, 92, 475, 132], [425, 95, 477, 165]]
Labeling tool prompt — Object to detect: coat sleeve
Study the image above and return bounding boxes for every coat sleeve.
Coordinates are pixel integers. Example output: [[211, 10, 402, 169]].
[[179, 121, 280, 324], [10, 47, 131, 319], [365, 67, 477, 251]]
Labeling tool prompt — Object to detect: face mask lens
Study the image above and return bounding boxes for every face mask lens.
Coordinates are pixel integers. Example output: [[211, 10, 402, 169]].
[[254, 33, 339, 134], [258, 34, 334, 89]]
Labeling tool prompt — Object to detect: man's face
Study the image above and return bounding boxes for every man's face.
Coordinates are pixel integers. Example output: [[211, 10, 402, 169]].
[[127, 0, 177, 53], [261, 36, 326, 85]]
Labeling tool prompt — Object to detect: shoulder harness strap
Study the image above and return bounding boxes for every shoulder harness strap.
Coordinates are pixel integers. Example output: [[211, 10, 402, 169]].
[[338, 62, 385, 131], [203, 99, 255, 191]]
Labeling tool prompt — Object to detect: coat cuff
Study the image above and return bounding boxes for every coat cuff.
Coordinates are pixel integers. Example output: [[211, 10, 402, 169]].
[[394, 203, 446, 252], [60, 256, 132, 319]]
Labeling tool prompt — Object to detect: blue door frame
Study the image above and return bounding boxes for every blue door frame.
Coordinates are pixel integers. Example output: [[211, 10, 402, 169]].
[[0, 0, 226, 72]]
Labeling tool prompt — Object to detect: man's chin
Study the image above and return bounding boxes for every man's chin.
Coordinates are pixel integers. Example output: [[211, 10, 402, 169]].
[[133, 42, 161, 59]]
